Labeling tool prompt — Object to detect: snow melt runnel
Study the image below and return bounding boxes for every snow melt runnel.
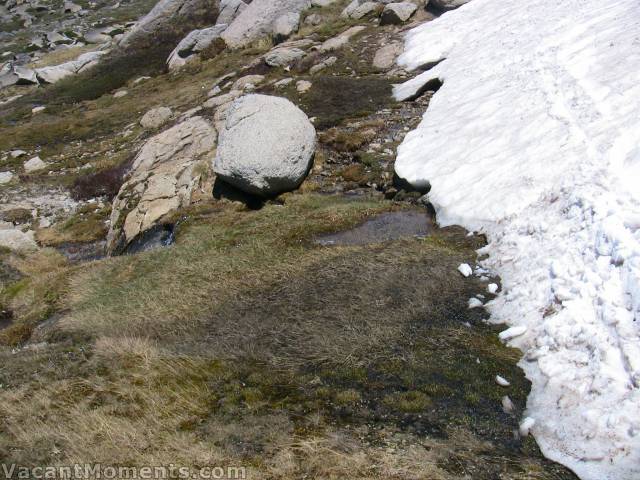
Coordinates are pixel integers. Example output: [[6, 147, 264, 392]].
[[393, 1, 640, 479]]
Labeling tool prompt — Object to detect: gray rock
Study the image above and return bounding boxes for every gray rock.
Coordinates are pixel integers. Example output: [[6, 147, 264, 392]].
[[202, 89, 242, 108], [0, 171, 14, 185], [35, 51, 106, 84], [216, 0, 247, 25], [214, 94, 316, 196], [63, 1, 82, 13], [318, 25, 366, 52], [272, 12, 300, 40], [167, 24, 226, 70], [0, 226, 37, 252], [13, 66, 38, 85], [380, 2, 417, 25], [221, 0, 311, 48], [140, 106, 173, 129], [431, 0, 470, 9], [341, 0, 380, 19], [23, 156, 47, 173], [119, 0, 220, 51], [303, 13, 322, 25], [0, 72, 19, 88], [372, 41, 403, 70], [264, 46, 305, 67], [231, 74, 264, 90], [311, 0, 336, 5], [107, 116, 216, 254], [84, 29, 111, 44], [296, 80, 312, 93], [309, 55, 336, 74]]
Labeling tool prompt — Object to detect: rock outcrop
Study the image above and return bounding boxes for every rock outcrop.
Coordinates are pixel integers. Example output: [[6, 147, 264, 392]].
[[167, 25, 226, 70], [213, 94, 316, 196], [119, 0, 220, 52], [107, 116, 216, 254]]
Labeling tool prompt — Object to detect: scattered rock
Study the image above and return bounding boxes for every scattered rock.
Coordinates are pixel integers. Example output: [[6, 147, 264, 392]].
[[140, 107, 173, 129], [296, 80, 312, 93], [341, 0, 380, 19], [501, 396, 515, 414], [373, 42, 403, 70], [380, 2, 417, 25], [264, 46, 306, 67], [231, 74, 265, 91], [214, 94, 316, 196], [318, 26, 366, 52], [107, 116, 216, 254], [23, 156, 47, 173], [203, 89, 242, 108], [309, 56, 336, 74], [0, 224, 38, 252], [0, 172, 14, 185]]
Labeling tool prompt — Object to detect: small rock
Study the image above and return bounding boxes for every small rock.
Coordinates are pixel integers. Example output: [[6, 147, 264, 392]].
[[23, 156, 47, 173], [264, 47, 306, 68], [318, 26, 366, 52], [0, 227, 37, 252], [311, 0, 336, 6], [380, 2, 417, 25], [231, 74, 265, 91], [10, 150, 27, 158], [203, 90, 242, 109], [487, 283, 499, 294], [113, 90, 128, 98], [495, 375, 511, 387], [341, 0, 380, 19], [140, 106, 173, 129], [309, 56, 337, 74], [501, 396, 515, 414], [274, 78, 293, 88], [0, 171, 14, 184], [133, 76, 151, 84], [373, 42, 403, 70], [31, 106, 45, 114], [296, 80, 312, 93]]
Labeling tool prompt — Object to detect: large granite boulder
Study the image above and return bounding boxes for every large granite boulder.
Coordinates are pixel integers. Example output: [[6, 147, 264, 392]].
[[107, 116, 216, 254], [213, 94, 316, 196], [221, 0, 311, 48]]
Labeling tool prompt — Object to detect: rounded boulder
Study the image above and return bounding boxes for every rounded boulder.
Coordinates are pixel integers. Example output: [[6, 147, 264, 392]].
[[213, 94, 316, 196]]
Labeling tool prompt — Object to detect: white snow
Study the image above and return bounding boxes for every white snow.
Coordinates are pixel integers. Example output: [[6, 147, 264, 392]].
[[394, 1, 640, 479], [457, 263, 472, 277], [498, 325, 527, 342], [495, 375, 510, 387], [468, 297, 483, 309]]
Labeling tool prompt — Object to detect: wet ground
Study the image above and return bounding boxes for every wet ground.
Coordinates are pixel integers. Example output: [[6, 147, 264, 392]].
[[315, 210, 433, 246]]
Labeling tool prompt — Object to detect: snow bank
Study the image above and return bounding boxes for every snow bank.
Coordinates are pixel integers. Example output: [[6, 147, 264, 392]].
[[394, 1, 640, 479]]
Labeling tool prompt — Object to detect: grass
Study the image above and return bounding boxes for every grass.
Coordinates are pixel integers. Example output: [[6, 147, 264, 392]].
[[0, 194, 577, 479]]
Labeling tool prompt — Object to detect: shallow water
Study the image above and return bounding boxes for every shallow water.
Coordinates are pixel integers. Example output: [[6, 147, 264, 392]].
[[315, 210, 433, 246]]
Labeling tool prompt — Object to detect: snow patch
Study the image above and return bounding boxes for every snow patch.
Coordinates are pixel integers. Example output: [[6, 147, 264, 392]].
[[395, 1, 640, 479]]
